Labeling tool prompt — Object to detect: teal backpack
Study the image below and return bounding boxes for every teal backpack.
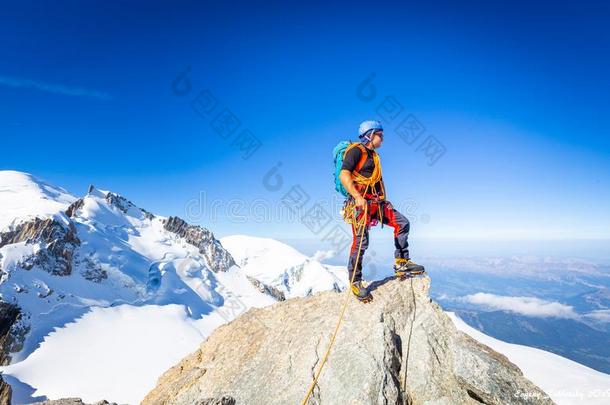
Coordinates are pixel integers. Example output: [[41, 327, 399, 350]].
[[333, 141, 365, 197]]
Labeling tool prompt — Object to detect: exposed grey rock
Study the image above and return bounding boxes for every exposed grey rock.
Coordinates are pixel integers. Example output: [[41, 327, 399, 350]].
[[65, 198, 85, 218], [0, 302, 20, 366], [12, 284, 26, 294], [246, 275, 286, 301], [0, 374, 11, 405], [67, 191, 155, 221], [79, 257, 108, 283], [0, 301, 28, 366], [35, 283, 53, 298], [105, 192, 155, 220], [143, 276, 554, 405], [0, 218, 80, 276], [0, 218, 80, 365], [163, 216, 235, 273]]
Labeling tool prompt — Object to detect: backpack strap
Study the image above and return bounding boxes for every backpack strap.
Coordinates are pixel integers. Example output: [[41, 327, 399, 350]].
[[354, 144, 369, 173], [344, 143, 369, 174]]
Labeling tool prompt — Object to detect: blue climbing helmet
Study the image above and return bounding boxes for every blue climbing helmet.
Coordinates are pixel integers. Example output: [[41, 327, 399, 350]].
[[358, 120, 383, 143]]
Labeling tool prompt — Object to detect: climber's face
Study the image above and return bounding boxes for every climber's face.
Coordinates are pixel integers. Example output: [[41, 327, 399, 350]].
[[371, 130, 384, 149]]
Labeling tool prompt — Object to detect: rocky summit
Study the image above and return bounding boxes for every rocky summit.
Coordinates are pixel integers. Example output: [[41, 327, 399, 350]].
[[143, 276, 554, 405]]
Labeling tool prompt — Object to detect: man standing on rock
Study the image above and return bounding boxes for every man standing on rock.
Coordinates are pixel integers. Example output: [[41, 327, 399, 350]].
[[338, 120, 425, 302]]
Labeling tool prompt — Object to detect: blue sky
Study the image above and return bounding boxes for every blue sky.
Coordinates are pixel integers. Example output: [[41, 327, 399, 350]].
[[1, 1, 609, 257]]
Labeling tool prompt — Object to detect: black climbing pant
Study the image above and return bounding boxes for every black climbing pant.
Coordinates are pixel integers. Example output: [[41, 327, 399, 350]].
[[347, 199, 410, 283]]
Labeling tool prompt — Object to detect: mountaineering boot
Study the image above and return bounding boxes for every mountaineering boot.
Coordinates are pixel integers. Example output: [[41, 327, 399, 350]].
[[351, 281, 373, 303], [394, 258, 426, 280]]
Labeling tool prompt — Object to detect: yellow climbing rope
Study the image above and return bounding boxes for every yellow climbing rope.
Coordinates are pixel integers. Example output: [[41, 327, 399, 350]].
[[300, 183, 371, 405], [341, 145, 384, 226], [349, 143, 384, 199]]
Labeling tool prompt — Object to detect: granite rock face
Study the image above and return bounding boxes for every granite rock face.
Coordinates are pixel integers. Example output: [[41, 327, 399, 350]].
[[0, 302, 21, 366], [246, 275, 286, 301], [105, 192, 155, 220], [0, 374, 11, 405], [0, 217, 80, 365], [0, 217, 80, 276], [163, 216, 235, 273], [143, 276, 554, 405]]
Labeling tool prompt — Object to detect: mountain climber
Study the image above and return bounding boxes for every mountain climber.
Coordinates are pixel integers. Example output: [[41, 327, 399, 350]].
[[338, 120, 425, 302]]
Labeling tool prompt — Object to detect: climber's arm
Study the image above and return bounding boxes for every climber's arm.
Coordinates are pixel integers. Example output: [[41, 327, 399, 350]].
[[340, 170, 366, 209]]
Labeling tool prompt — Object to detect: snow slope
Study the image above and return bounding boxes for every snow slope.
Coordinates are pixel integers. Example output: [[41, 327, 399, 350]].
[[2, 289, 269, 404], [448, 312, 610, 404], [0, 171, 75, 232], [3, 304, 209, 405], [220, 235, 347, 299]]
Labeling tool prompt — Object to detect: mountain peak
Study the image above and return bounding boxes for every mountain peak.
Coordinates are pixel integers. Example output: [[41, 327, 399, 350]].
[[0, 173, 239, 369], [143, 276, 552, 404], [65, 188, 155, 222], [0, 170, 76, 231]]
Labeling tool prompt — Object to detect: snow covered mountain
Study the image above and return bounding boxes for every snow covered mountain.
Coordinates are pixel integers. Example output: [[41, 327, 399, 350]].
[[0, 171, 347, 404], [0, 171, 242, 360], [220, 235, 346, 300], [1, 171, 607, 405], [0, 171, 76, 233]]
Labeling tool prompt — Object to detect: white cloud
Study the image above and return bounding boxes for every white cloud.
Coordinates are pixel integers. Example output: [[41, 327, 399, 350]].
[[462, 292, 578, 319], [585, 309, 610, 322], [312, 249, 336, 262], [0, 75, 111, 100]]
